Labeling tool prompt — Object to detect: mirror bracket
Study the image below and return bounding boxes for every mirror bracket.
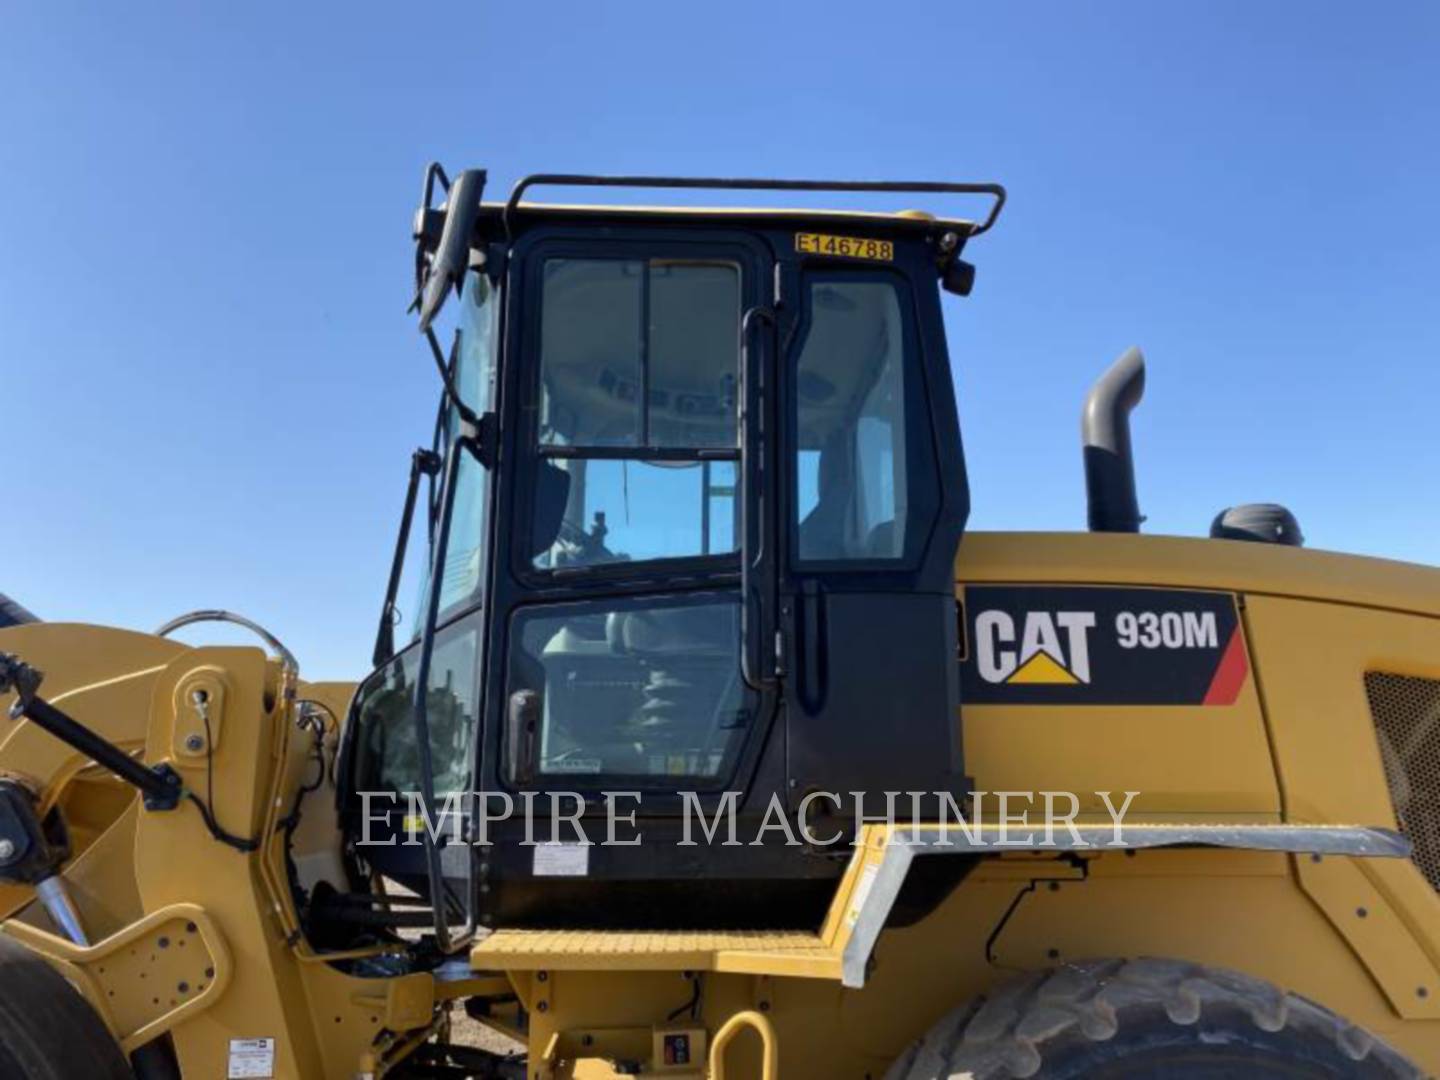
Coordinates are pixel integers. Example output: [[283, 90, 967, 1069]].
[[478, 242, 508, 286], [459, 412, 499, 470]]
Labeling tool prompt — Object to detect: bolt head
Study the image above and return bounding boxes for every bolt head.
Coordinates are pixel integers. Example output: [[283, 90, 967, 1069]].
[[184, 734, 205, 752], [0, 839, 14, 861]]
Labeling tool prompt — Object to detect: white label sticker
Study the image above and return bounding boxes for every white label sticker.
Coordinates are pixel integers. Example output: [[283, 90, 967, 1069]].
[[227, 1038, 276, 1079], [532, 842, 590, 877], [847, 863, 881, 926]]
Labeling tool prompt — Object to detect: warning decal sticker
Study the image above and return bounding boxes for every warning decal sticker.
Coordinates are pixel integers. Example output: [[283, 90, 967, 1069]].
[[227, 1038, 276, 1079], [533, 842, 591, 877], [960, 585, 1248, 706]]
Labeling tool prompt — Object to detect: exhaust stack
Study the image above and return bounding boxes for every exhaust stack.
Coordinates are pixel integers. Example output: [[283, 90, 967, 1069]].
[[1082, 347, 1146, 532]]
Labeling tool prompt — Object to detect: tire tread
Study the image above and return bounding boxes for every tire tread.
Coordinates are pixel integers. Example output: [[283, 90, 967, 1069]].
[[884, 957, 1423, 1080], [0, 933, 133, 1080]]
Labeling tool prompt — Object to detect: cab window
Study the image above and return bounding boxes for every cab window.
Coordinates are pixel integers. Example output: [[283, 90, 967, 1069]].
[[793, 276, 920, 563], [351, 609, 481, 797], [505, 594, 750, 785], [532, 259, 741, 570]]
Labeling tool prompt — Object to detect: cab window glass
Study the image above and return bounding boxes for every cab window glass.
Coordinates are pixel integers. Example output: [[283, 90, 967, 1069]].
[[505, 595, 749, 784], [794, 279, 910, 562], [539, 260, 643, 447], [352, 610, 480, 797], [534, 257, 741, 571], [412, 273, 499, 628], [538, 259, 739, 450], [532, 459, 738, 568]]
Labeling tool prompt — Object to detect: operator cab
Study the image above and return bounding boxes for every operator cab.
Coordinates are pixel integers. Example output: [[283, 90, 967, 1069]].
[[339, 172, 1003, 949]]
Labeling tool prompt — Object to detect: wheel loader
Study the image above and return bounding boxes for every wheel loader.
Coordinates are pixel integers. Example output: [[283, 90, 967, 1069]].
[[1, 165, 1438, 1078]]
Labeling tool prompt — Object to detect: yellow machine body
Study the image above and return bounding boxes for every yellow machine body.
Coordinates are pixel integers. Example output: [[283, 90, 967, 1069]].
[[2, 529, 1438, 1077]]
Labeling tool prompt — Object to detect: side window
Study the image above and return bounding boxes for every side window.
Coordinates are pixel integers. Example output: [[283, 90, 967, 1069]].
[[793, 278, 913, 562], [533, 258, 742, 569], [505, 595, 750, 785], [351, 609, 481, 797]]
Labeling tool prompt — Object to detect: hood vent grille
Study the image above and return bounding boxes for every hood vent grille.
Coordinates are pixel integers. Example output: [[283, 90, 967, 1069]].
[[1364, 671, 1440, 890]]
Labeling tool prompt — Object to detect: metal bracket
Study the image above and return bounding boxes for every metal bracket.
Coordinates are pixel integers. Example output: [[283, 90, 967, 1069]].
[[0, 652, 42, 719], [2, 903, 230, 1054]]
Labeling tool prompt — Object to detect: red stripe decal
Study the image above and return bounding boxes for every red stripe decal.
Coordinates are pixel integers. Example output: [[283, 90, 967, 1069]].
[[1202, 626, 1249, 706]]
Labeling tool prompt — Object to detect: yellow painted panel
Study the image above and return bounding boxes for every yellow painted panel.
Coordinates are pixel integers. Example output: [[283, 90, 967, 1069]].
[[956, 535, 1285, 817], [1243, 595, 1440, 827], [958, 531, 1440, 619], [965, 698, 1279, 816], [1298, 854, 1440, 1018]]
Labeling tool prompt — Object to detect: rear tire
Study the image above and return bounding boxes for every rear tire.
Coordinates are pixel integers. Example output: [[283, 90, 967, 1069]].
[[885, 958, 1423, 1079], [0, 933, 133, 1080]]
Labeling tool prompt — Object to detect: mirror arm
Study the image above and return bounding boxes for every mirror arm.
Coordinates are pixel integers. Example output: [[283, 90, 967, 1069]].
[[425, 328, 481, 428]]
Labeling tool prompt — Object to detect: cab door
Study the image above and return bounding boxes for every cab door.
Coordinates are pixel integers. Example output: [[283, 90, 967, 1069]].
[[771, 248, 970, 816], [486, 228, 780, 809]]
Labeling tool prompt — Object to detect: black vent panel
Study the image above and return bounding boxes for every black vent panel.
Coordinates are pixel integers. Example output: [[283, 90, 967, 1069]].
[[1364, 672, 1440, 890]]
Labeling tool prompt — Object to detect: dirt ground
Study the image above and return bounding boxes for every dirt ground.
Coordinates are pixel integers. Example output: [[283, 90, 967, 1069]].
[[449, 1005, 525, 1057]]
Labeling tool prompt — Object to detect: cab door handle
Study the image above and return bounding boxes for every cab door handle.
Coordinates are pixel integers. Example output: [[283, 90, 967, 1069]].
[[739, 304, 779, 692], [797, 580, 825, 714]]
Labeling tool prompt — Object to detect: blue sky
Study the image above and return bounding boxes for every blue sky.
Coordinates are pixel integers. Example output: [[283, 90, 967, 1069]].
[[2, 1, 1437, 679]]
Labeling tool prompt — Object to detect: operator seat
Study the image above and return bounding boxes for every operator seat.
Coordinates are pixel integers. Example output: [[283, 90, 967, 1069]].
[[604, 606, 738, 762], [798, 433, 854, 559]]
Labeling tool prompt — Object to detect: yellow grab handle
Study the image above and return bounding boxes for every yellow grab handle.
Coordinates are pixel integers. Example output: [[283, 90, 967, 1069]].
[[708, 1009, 778, 1080]]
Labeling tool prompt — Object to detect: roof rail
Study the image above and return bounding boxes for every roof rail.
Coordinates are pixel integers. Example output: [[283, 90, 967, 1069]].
[[503, 174, 1006, 241]]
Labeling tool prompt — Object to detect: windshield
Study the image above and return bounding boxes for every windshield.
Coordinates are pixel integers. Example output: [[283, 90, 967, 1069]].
[[414, 272, 500, 628]]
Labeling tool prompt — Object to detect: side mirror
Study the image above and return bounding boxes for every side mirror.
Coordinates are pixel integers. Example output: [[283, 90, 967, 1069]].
[[417, 169, 486, 332]]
